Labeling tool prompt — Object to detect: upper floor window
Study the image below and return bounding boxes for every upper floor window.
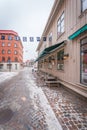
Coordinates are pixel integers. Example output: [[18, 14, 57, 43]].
[[8, 43, 11, 46], [81, 0, 87, 12], [14, 50, 18, 55], [2, 42, 5, 47], [8, 35, 12, 40], [49, 32, 52, 42], [8, 50, 11, 54], [57, 12, 64, 38], [1, 35, 5, 40], [2, 50, 5, 54], [49, 32, 52, 46], [14, 43, 17, 47]]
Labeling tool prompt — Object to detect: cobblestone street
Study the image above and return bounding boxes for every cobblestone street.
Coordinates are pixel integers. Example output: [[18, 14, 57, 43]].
[[0, 68, 87, 130], [0, 68, 62, 130]]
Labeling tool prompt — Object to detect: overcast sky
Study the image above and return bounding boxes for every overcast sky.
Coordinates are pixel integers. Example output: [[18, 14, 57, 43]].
[[0, 0, 54, 61]]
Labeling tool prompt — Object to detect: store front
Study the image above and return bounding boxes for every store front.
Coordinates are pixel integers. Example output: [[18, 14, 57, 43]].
[[80, 37, 87, 85]]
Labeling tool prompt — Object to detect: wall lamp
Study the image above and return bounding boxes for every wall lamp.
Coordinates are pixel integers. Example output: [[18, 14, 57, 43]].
[[63, 54, 69, 60]]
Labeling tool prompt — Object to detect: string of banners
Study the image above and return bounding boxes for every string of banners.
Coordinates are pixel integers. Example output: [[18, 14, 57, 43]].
[[22, 36, 47, 42]]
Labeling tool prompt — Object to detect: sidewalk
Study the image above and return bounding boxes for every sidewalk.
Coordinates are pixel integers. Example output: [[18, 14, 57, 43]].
[[34, 71, 87, 130]]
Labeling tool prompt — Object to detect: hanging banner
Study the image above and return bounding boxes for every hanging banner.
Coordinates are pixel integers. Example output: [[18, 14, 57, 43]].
[[22, 36, 47, 42], [36, 37, 40, 42], [29, 37, 34, 42], [23, 37, 27, 42]]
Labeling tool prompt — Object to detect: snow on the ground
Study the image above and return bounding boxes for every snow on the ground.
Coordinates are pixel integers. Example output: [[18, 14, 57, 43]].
[[0, 72, 18, 83], [27, 76, 62, 130]]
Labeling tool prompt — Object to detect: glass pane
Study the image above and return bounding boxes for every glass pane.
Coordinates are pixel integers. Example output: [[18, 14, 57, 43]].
[[8, 36, 12, 40], [58, 19, 60, 25], [81, 38, 87, 85], [82, 0, 87, 11], [61, 20, 64, 27], [61, 12, 64, 20], [61, 26, 64, 33]]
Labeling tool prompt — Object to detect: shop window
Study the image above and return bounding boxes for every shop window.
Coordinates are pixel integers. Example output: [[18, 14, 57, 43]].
[[57, 49, 64, 70], [15, 64, 17, 70], [80, 37, 87, 85], [15, 57, 18, 62], [2, 57, 5, 62], [57, 12, 64, 38], [7, 57, 11, 63], [81, 0, 87, 12], [0, 64, 3, 69]]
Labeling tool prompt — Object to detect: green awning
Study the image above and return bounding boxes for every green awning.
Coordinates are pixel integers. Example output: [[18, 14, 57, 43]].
[[68, 24, 87, 40], [35, 40, 65, 62]]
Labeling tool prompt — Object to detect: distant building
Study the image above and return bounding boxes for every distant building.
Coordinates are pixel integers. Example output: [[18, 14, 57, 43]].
[[0, 30, 23, 71], [25, 59, 35, 67], [36, 0, 87, 97]]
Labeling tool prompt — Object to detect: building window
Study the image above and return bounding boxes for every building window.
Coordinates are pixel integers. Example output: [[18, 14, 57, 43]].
[[2, 42, 5, 46], [14, 36, 20, 41], [81, 0, 87, 12], [49, 32, 52, 46], [8, 36, 12, 40], [14, 50, 18, 55], [14, 43, 17, 47], [15, 64, 17, 70], [8, 50, 11, 54], [7, 57, 11, 63], [57, 49, 64, 70], [2, 50, 5, 54], [1, 35, 5, 40], [8, 43, 11, 46], [2, 57, 5, 62], [57, 12, 64, 38], [0, 64, 3, 69], [80, 37, 87, 85], [15, 57, 18, 62]]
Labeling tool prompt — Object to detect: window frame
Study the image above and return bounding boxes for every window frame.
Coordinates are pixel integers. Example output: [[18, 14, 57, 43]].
[[8, 50, 11, 54], [57, 49, 64, 70], [57, 12, 64, 38], [81, 0, 87, 12], [80, 37, 87, 85], [2, 42, 5, 47], [14, 50, 18, 55], [1, 35, 5, 40], [2, 49, 5, 54], [8, 43, 11, 46], [8, 35, 12, 40]]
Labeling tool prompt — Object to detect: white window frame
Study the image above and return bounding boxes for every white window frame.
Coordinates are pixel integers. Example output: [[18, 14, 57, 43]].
[[57, 12, 64, 38]]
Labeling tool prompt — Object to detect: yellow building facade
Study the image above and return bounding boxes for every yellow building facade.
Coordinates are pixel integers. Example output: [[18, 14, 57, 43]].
[[36, 0, 87, 97]]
